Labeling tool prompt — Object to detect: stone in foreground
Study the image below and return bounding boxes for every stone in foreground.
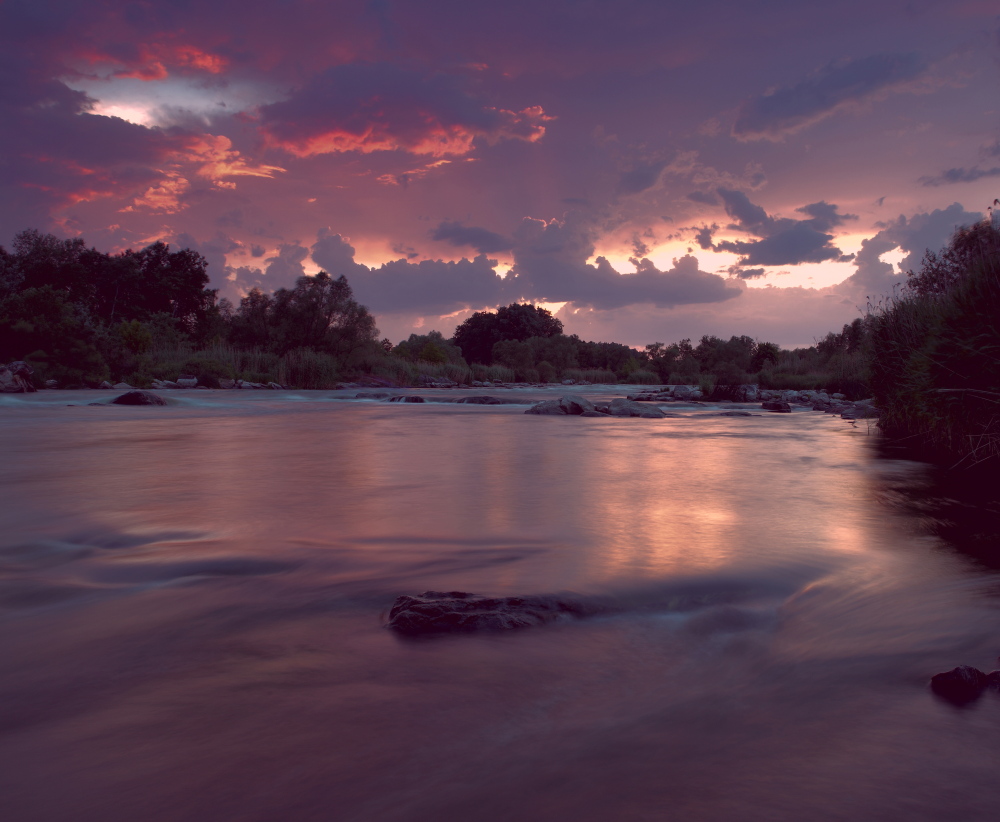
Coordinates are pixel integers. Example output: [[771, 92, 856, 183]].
[[111, 390, 168, 406], [386, 590, 593, 634], [930, 665, 987, 704]]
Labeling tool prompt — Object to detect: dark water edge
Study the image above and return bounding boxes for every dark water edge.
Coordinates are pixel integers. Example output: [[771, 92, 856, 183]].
[[874, 439, 1000, 571]]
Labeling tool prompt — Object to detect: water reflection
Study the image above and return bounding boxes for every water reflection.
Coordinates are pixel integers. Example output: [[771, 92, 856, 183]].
[[2, 396, 1000, 821]]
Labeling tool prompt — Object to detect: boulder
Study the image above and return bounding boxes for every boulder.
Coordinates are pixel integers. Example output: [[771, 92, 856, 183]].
[[98, 381, 113, 389], [385, 590, 597, 634], [455, 395, 519, 405], [559, 394, 595, 415], [44, 379, 59, 389], [761, 400, 792, 413], [218, 379, 236, 389], [112, 382, 134, 390], [175, 376, 198, 388], [268, 382, 283, 390], [719, 411, 754, 417], [1, 361, 36, 393], [525, 399, 567, 415], [111, 390, 168, 406], [579, 410, 608, 417], [389, 395, 425, 403], [561, 379, 575, 385], [609, 398, 665, 418], [930, 665, 988, 704]]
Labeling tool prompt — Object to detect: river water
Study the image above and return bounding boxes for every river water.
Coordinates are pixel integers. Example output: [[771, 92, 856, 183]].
[[2, 388, 999, 821]]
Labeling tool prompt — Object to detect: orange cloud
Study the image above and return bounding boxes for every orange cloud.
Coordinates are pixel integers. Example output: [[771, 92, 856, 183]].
[[80, 42, 229, 80], [268, 106, 552, 159], [121, 172, 190, 213], [180, 134, 286, 181]]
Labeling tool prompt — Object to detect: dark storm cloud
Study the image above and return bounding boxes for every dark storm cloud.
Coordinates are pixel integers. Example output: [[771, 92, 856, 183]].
[[432, 222, 514, 253], [713, 189, 855, 267], [732, 53, 927, 141], [920, 166, 1000, 186], [258, 63, 548, 158]]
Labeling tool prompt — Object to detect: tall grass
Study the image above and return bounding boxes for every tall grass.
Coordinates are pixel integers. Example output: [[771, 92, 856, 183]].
[[561, 367, 618, 384], [868, 252, 1000, 466]]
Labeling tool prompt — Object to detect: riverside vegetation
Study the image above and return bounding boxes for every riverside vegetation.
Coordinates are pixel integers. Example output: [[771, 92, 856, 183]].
[[0, 229, 865, 395], [2, 214, 998, 467]]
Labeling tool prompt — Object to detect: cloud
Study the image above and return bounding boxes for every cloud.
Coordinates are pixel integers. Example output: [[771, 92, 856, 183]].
[[259, 63, 551, 158], [840, 202, 982, 298], [263, 242, 309, 287], [920, 166, 1000, 186], [687, 191, 719, 206], [509, 215, 742, 309], [617, 160, 667, 194], [732, 53, 927, 141], [712, 189, 855, 266], [432, 221, 514, 253], [734, 267, 766, 279]]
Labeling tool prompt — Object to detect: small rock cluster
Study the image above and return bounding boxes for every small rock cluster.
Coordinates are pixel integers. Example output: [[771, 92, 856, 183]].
[[930, 665, 1000, 704], [0, 361, 36, 393], [385, 590, 601, 634], [149, 377, 287, 390], [525, 395, 674, 418]]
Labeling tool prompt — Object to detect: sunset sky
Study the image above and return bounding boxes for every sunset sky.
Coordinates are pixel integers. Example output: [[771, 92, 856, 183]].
[[2, 0, 998, 346]]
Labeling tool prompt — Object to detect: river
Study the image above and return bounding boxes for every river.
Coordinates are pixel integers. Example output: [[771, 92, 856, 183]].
[[1, 388, 999, 821]]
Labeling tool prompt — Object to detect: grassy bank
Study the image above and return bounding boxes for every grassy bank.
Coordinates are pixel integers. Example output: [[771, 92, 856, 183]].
[[867, 232, 1000, 467]]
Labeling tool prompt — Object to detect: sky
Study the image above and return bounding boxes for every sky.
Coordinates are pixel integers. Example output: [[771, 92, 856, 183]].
[[2, 0, 999, 348]]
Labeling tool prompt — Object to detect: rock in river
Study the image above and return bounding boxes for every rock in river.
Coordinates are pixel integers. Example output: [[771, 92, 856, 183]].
[[609, 398, 665, 418], [930, 665, 988, 704], [111, 390, 168, 406], [761, 400, 792, 413], [386, 590, 596, 634]]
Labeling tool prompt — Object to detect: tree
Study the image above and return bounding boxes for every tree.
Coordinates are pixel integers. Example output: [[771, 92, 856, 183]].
[[229, 271, 378, 359], [452, 303, 563, 364], [0, 286, 107, 385]]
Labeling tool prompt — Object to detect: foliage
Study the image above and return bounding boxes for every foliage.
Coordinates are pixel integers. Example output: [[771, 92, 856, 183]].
[[452, 303, 562, 364], [0, 286, 108, 385], [393, 330, 465, 365], [867, 220, 1000, 466]]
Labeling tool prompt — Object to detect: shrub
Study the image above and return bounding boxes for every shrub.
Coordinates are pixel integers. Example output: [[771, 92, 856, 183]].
[[626, 369, 659, 384], [537, 361, 557, 383]]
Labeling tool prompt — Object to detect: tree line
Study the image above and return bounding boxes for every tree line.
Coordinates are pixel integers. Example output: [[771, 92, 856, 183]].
[[2, 226, 874, 394]]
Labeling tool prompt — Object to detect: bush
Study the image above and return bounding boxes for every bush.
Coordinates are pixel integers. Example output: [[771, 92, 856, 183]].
[[561, 367, 618, 384], [626, 369, 659, 384], [277, 348, 340, 388], [537, 361, 557, 383]]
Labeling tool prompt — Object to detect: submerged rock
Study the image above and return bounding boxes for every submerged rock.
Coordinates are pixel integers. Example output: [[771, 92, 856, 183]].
[[111, 390, 168, 406], [525, 399, 567, 415], [455, 395, 520, 405], [930, 665, 988, 704], [609, 398, 665, 418], [761, 401, 792, 413], [386, 590, 596, 634], [559, 394, 595, 415], [388, 395, 426, 403], [356, 391, 392, 399], [1, 361, 36, 393]]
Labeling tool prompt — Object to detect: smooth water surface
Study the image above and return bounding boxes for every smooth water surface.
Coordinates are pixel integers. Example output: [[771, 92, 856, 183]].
[[2, 390, 999, 821]]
